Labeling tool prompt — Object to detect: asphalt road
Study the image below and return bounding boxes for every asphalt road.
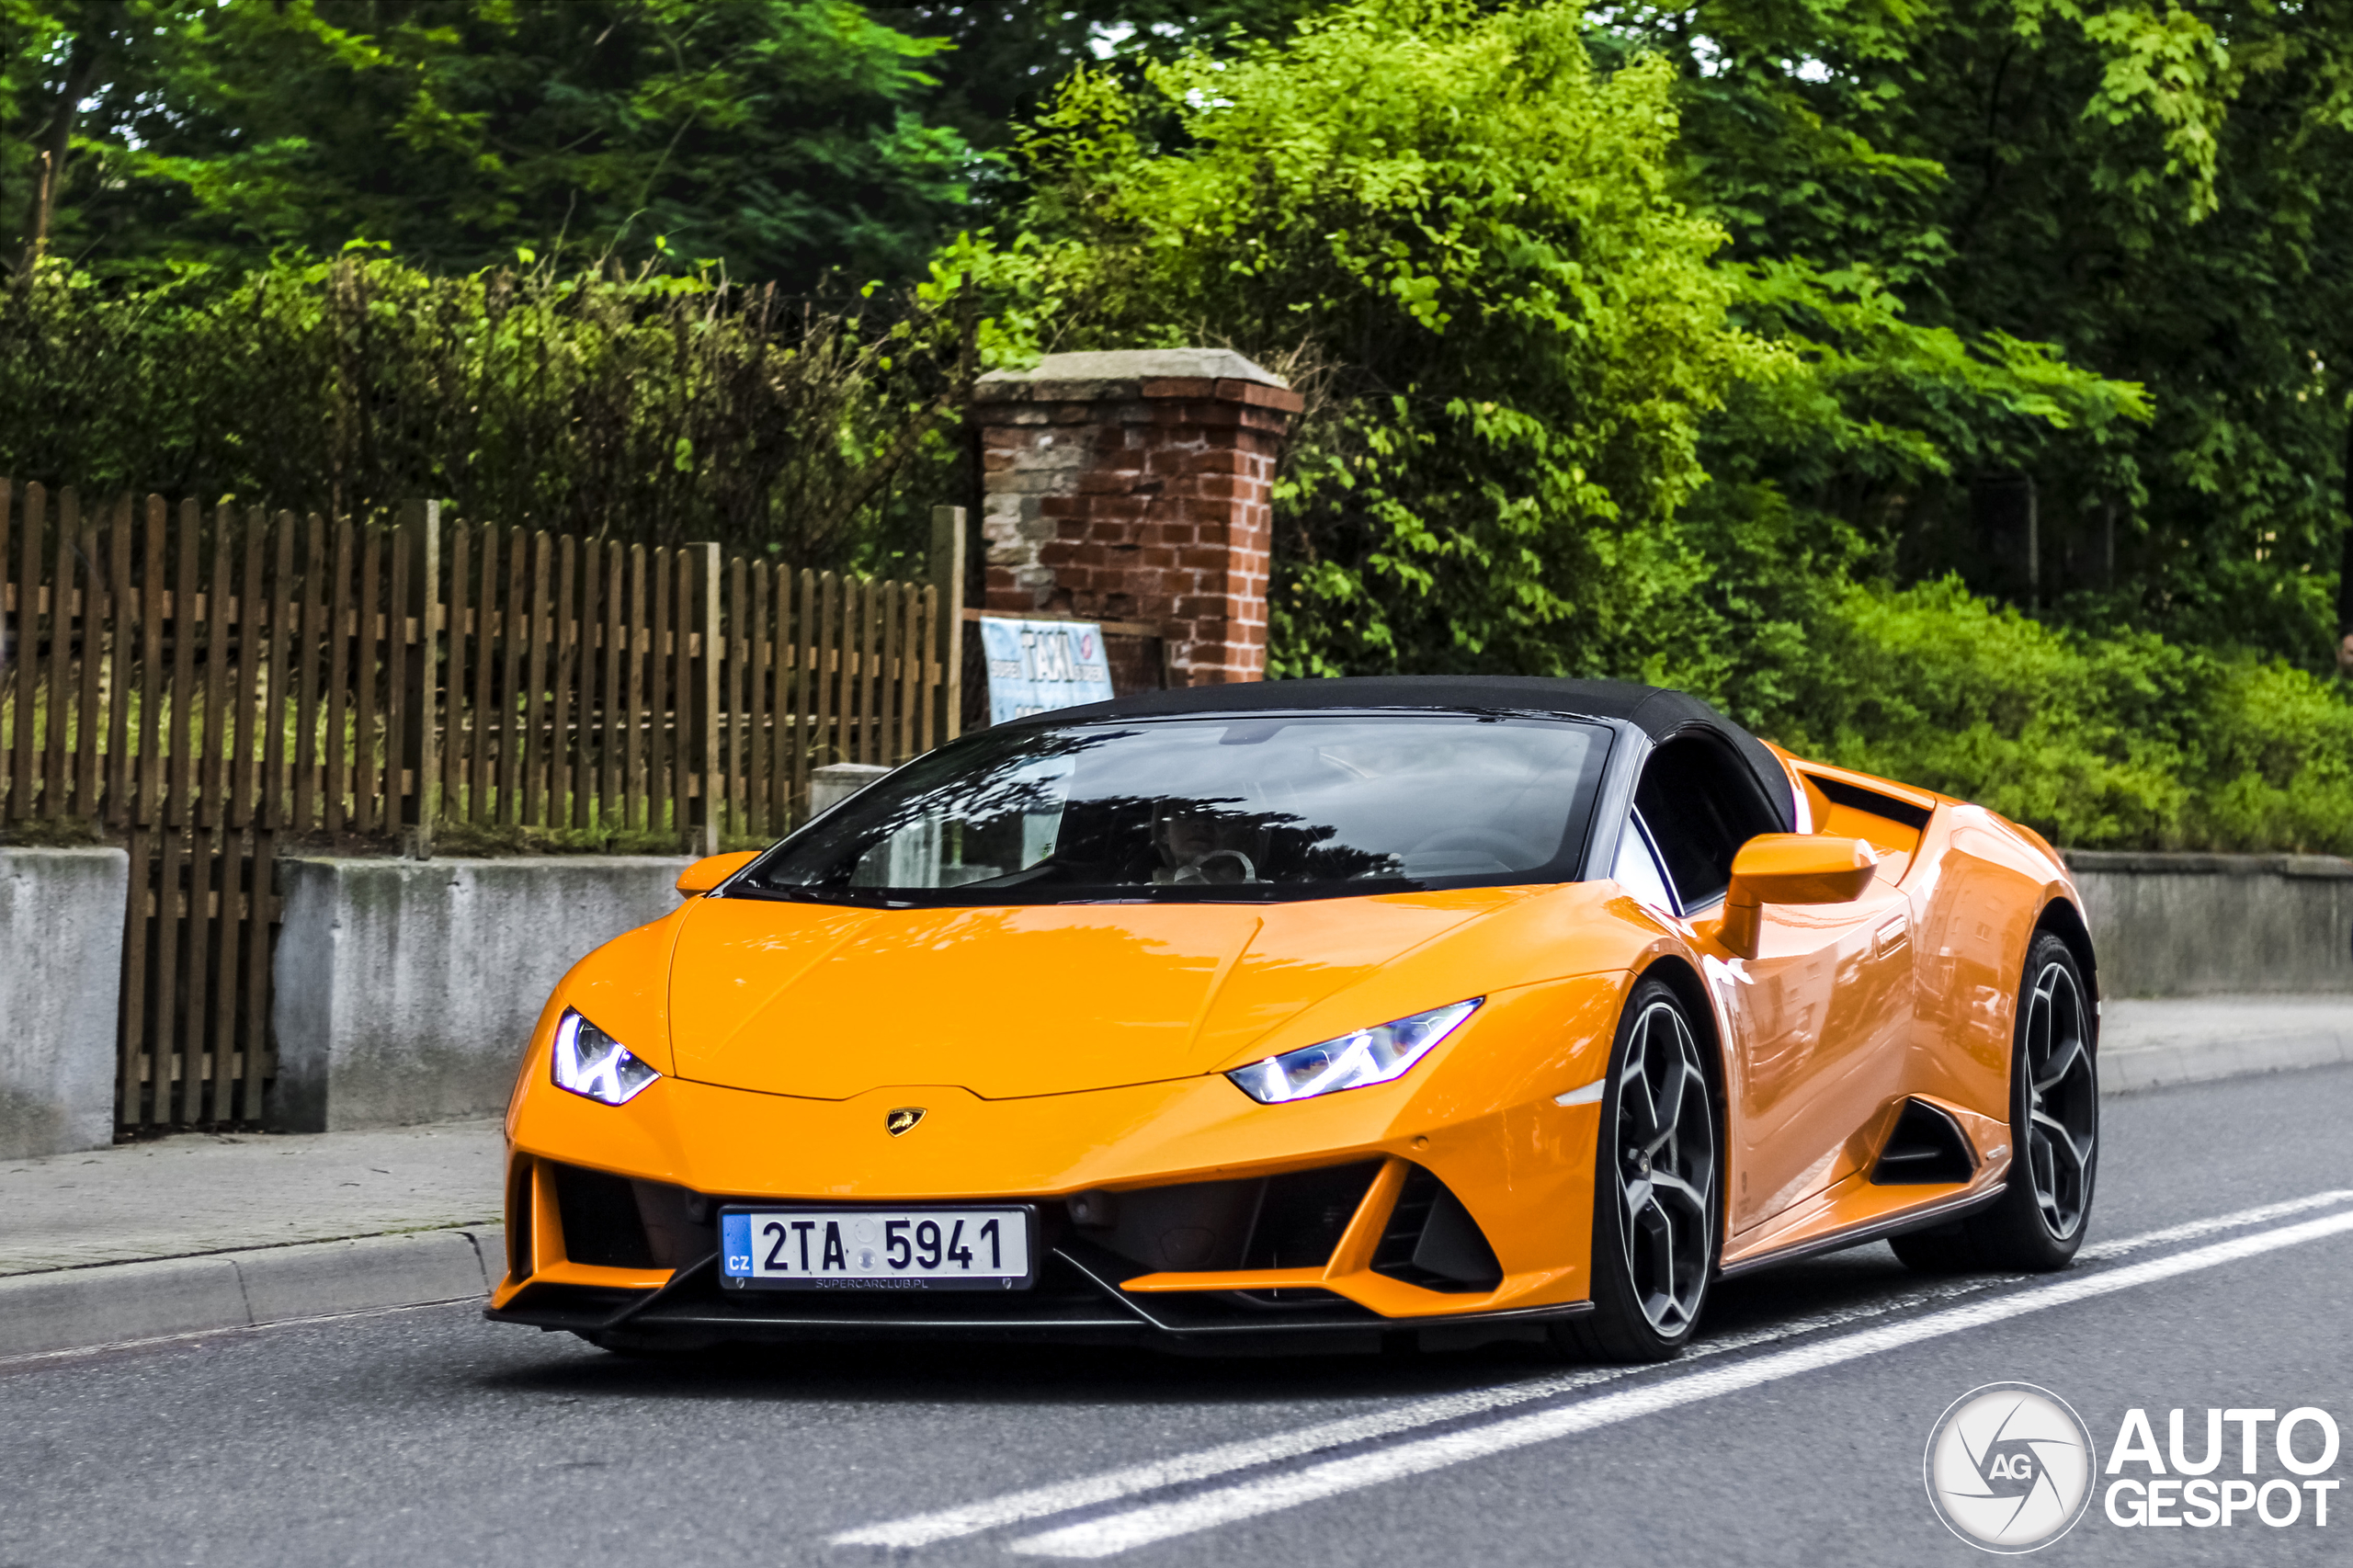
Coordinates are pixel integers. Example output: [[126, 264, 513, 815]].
[[6, 1062, 2352, 1568]]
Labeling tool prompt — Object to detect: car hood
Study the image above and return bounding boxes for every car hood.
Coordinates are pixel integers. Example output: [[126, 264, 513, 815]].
[[663, 889, 1531, 1099]]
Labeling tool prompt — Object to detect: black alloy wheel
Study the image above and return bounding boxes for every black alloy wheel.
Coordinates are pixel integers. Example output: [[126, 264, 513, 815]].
[[1892, 930, 2098, 1274], [1554, 976, 1720, 1362], [2020, 950, 2098, 1242]]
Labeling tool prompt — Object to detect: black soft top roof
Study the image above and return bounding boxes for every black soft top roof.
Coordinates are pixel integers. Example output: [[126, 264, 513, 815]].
[[1028, 675, 1797, 831]]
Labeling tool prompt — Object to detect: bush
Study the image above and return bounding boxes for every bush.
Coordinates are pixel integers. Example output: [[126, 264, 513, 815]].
[[954, 0, 1771, 678], [1743, 580, 2353, 854], [0, 253, 973, 573]]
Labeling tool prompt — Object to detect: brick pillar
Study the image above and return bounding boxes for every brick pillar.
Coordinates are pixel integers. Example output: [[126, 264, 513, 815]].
[[972, 348, 1302, 686]]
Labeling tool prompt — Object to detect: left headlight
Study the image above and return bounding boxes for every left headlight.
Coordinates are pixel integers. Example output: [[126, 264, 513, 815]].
[[551, 1009, 660, 1106], [1226, 999, 1482, 1105]]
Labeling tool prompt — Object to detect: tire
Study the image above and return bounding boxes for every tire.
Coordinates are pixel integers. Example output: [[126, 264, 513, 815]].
[[1552, 976, 1721, 1363], [1892, 930, 2097, 1274]]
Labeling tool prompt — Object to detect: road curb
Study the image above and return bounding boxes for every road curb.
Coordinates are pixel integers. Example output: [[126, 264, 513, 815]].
[[0, 1226, 503, 1362], [2103, 1014, 2353, 1094]]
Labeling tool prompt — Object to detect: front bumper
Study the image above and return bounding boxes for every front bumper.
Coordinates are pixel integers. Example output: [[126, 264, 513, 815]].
[[493, 1006, 1608, 1346], [488, 1138, 1598, 1350]]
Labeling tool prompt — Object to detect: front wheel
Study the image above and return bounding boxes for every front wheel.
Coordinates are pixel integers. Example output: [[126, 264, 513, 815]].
[[1552, 977, 1721, 1363], [1892, 930, 2097, 1274]]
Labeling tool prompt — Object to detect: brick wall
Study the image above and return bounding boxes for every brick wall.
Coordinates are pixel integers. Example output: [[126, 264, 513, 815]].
[[972, 348, 1302, 687]]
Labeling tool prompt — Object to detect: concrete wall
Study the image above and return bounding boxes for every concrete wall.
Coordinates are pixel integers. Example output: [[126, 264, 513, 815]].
[[0, 846, 129, 1158], [2066, 851, 2353, 997], [270, 857, 692, 1131]]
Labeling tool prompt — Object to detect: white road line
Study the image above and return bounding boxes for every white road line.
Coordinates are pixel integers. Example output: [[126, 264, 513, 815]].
[[830, 1190, 2353, 1551], [1011, 1206, 2353, 1557], [2075, 1188, 2353, 1261], [828, 1366, 1646, 1547], [833, 1283, 1999, 1551]]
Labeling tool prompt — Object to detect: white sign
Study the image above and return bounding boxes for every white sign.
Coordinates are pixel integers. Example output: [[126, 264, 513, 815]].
[[979, 616, 1115, 724]]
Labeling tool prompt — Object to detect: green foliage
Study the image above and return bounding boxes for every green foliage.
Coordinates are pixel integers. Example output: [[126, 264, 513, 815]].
[[4, 0, 981, 287], [7, 0, 2348, 852], [959, 0, 2352, 851], [959, 0, 2145, 675], [1607, 0, 2353, 665], [0, 253, 974, 568], [1749, 580, 2353, 854], [963, 0, 1786, 676], [889, 0, 1322, 153]]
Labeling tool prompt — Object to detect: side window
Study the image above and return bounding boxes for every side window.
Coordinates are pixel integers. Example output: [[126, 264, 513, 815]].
[[1611, 815, 1677, 915], [1632, 736, 1780, 910]]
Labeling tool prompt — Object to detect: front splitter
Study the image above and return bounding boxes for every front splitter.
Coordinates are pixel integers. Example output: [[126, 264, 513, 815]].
[[488, 1244, 1593, 1356]]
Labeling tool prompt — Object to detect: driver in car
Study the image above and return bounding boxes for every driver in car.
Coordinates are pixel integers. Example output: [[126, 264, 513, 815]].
[[1152, 802, 1260, 885]]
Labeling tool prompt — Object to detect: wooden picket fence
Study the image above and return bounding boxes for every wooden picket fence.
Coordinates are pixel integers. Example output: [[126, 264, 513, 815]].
[[0, 480, 966, 1131]]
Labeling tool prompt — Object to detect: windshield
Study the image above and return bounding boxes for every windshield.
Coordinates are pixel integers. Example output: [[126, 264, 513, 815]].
[[733, 711, 1611, 905]]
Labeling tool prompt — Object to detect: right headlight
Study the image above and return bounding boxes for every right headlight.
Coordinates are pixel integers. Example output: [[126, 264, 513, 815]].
[[1225, 999, 1482, 1105], [551, 1009, 659, 1106]]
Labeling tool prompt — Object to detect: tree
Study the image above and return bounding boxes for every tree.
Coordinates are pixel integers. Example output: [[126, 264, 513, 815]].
[[956, 0, 2140, 687], [875, 0, 1318, 153], [0, 251, 979, 566], [957, 0, 1769, 677], [1597, 1, 2353, 669], [5, 0, 983, 287]]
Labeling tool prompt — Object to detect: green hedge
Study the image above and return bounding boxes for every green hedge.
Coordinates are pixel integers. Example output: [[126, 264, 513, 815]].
[[1756, 581, 2353, 854]]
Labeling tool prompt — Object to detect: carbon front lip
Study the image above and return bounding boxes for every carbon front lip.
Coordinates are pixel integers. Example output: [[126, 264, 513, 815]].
[[485, 1241, 1594, 1344]]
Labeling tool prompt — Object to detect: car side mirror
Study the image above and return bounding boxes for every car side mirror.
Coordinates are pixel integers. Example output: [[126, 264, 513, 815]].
[[1715, 835, 1878, 959], [676, 849, 760, 896]]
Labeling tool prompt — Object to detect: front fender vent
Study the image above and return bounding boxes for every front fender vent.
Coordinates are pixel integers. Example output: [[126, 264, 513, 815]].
[[1370, 1165, 1503, 1292], [1870, 1099, 1977, 1186]]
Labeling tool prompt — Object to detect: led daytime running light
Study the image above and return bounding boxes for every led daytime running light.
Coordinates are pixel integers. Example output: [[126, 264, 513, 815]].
[[1226, 999, 1482, 1105], [551, 1009, 660, 1106]]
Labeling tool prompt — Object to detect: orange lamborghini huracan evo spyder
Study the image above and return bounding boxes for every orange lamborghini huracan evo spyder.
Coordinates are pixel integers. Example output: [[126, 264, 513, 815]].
[[488, 676, 2099, 1361]]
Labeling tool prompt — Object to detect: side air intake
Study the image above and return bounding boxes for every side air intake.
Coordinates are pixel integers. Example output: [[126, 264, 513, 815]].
[[1870, 1098, 1977, 1185], [1370, 1165, 1503, 1292]]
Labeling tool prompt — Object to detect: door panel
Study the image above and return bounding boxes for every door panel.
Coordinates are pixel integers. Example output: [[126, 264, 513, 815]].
[[1630, 738, 1924, 1239], [1723, 881, 1915, 1234]]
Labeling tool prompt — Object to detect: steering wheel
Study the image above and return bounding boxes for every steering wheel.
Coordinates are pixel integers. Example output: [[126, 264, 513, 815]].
[[1406, 828, 1540, 868]]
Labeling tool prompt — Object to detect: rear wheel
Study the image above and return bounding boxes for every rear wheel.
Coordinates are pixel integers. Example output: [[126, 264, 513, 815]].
[[1552, 977, 1720, 1363], [1892, 931, 2097, 1274]]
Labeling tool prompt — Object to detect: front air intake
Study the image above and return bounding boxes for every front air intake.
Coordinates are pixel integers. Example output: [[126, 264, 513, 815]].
[[1069, 1162, 1382, 1275], [551, 1163, 659, 1267], [1370, 1165, 1503, 1292], [507, 1159, 536, 1281], [1245, 1163, 1384, 1270], [1870, 1099, 1977, 1185]]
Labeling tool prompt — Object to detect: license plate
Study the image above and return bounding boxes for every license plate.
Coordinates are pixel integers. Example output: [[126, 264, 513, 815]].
[[719, 1206, 1036, 1290]]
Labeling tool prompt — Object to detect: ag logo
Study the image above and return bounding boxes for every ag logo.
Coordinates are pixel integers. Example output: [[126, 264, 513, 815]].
[[1925, 1382, 2098, 1552], [884, 1107, 926, 1136]]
